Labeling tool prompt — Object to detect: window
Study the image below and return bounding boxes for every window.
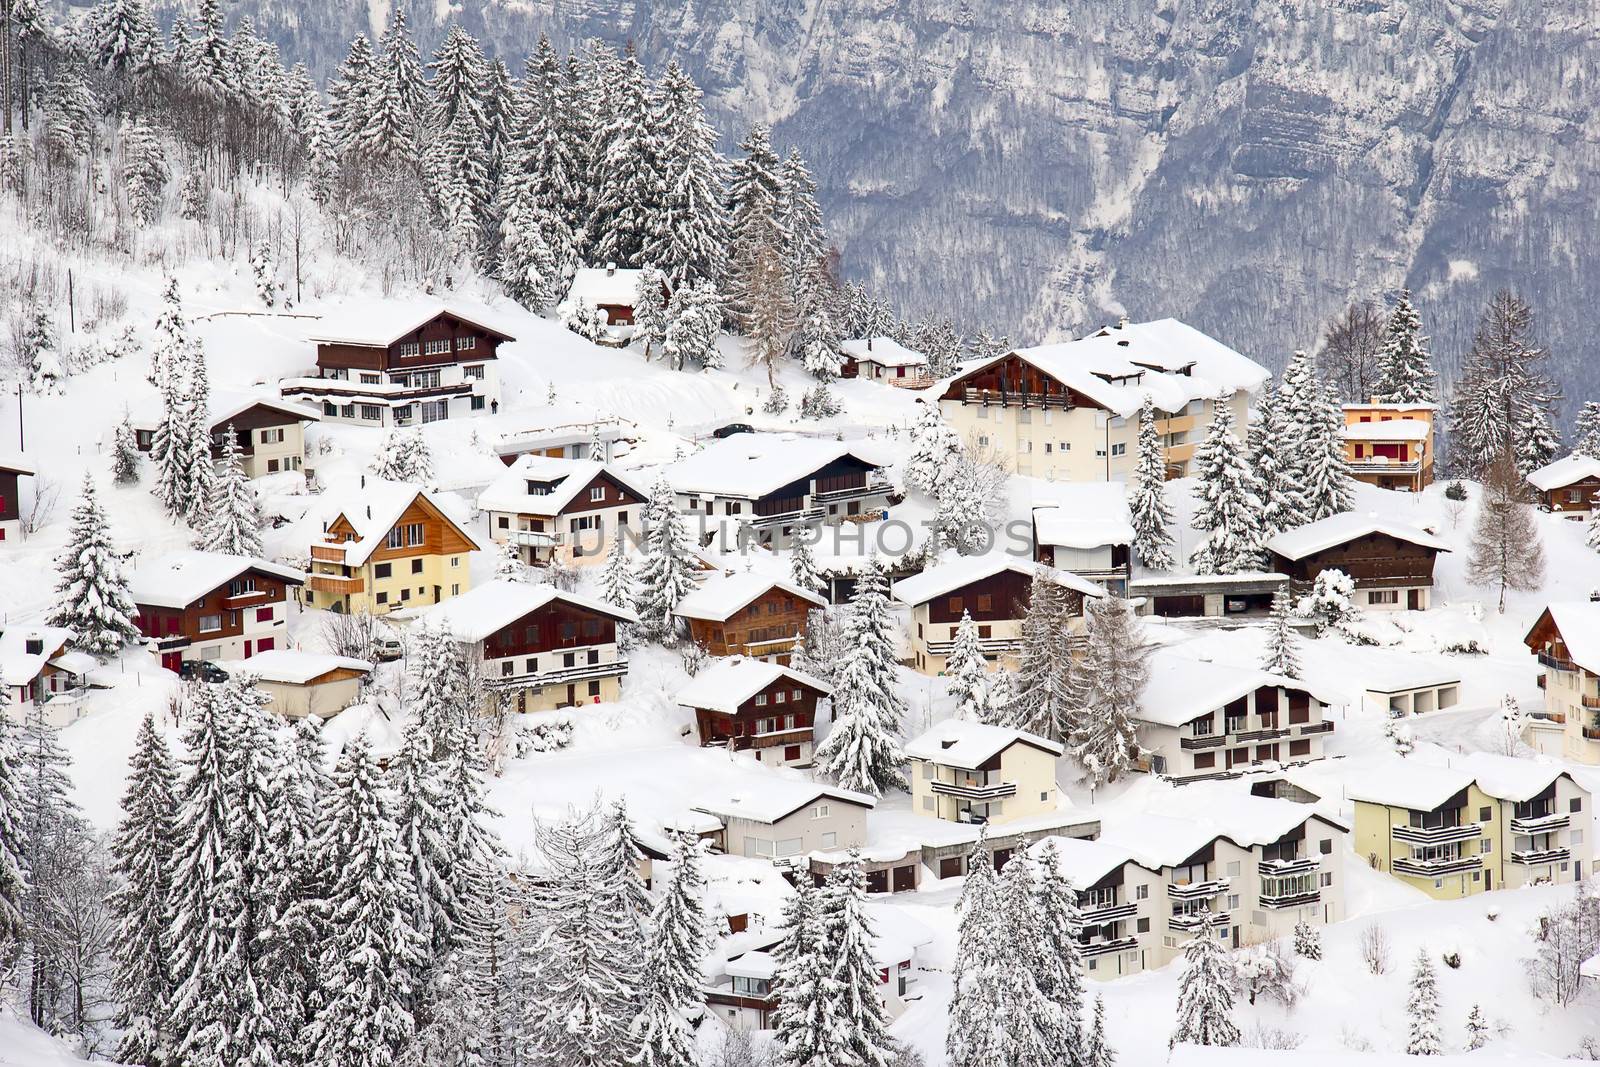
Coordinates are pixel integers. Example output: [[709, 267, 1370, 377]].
[[1319, 838, 1332, 855], [360, 405, 382, 421], [400, 589, 411, 601], [386, 528, 404, 549], [375, 563, 392, 578], [755, 694, 767, 706], [471, 396, 486, 411], [776, 838, 804, 858], [501, 661, 514, 677], [1368, 589, 1400, 605], [198, 614, 221, 632], [421, 400, 449, 423], [1480, 839, 1492, 854], [775, 691, 787, 704], [424, 338, 451, 355], [376, 592, 388, 604], [525, 658, 537, 673], [1040, 791, 1049, 802], [255, 607, 273, 622], [1573, 798, 1584, 812], [459, 336, 477, 350], [1320, 871, 1333, 887], [260, 427, 286, 444], [462, 362, 484, 378], [396, 341, 420, 357], [1136, 917, 1150, 933], [976, 594, 992, 612], [821, 832, 837, 849], [590, 487, 605, 502], [359, 373, 381, 385], [1135, 884, 1148, 900], [947, 596, 963, 613], [340, 404, 356, 419], [1479, 806, 1492, 823], [1110, 442, 1127, 457], [1193, 752, 1216, 769], [588, 680, 601, 696], [1227, 894, 1240, 910], [813, 804, 829, 819], [406, 523, 425, 546]]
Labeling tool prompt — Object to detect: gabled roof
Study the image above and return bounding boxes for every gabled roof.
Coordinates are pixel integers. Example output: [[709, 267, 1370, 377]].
[[674, 655, 831, 715], [307, 301, 516, 347], [891, 555, 1103, 608], [1135, 648, 1342, 727], [0, 624, 75, 687], [1028, 835, 1142, 889], [674, 572, 825, 622], [1341, 418, 1429, 442], [0, 450, 36, 476], [1528, 453, 1600, 492], [1462, 752, 1574, 803], [1344, 760, 1475, 812], [947, 318, 1269, 418], [693, 778, 875, 825], [130, 550, 306, 609], [132, 390, 321, 434], [564, 266, 647, 308], [1097, 793, 1334, 869], [1264, 511, 1451, 561], [666, 434, 890, 500], [840, 337, 927, 368], [422, 579, 637, 644], [477, 455, 648, 517], [219, 650, 373, 684], [1031, 483, 1135, 549], [322, 479, 482, 565], [1525, 601, 1600, 675], [904, 719, 1063, 769]]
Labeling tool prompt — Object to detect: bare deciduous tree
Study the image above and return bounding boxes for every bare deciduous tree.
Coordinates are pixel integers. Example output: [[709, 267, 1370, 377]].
[[1317, 298, 1384, 403], [1360, 923, 1390, 976], [1466, 451, 1546, 612]]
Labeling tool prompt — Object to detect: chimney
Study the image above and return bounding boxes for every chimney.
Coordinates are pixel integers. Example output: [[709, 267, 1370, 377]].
[[1117, 315, 1129, 330], [606, 262, 617, 276], [867, 337, 874, 352]]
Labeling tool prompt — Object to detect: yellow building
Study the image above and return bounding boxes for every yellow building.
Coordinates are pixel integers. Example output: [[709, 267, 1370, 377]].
[[1523, 602, 1600, 763], [305, 478, 481, 615], [1349, 756, 1592, 898], [1341, 401, 1436, 492], [904, 719, 1063, 826]]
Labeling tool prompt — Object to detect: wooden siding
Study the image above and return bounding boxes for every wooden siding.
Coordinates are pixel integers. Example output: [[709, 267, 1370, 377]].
[[1269, 532, 1440, 589], [1542, 476, 1600, 512], [939, 352, 1100, 407], [685, 587, 813, 656], [210, 404, 305, 457], [327, 495, 477, 564], [691, 677, 827, 748], [134, 570, 295, 644], [556, 471, 646, 516], [316, 311, 507, 373], [482, 601, 621, 659], [926, 569, 1034, 624], [0, 471, 19, 523]]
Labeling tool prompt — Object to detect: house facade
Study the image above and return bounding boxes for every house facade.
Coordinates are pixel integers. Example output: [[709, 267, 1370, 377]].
[[219, 650, 372, 719], [839, 337, 931, 386], [1528, 454, 1600, 516], [675, 573, 825, 662], [1265, 513, 1450, 611], [283, 304, 510, 426], [131, 551, 306, 672], [564, 265, 655, 326], [134, 394, 320, 479], [0, 453, 35, 543], [479, 456, 647, 567], [425, 580, 636, 711], [304, 479, 480, 615], [0, 624, 89, 716], [1341, 402, 1435, 492], [693, 782, 876, 864], [1522, 603, 1600, 764], [1030, 483, 1135, 593], [893, 557, 1101, 675], [905, 720, 1062, 826], [936, 318, 1268, 480], [677, 656, 830, 768], [1134, 652, 1337, 781]]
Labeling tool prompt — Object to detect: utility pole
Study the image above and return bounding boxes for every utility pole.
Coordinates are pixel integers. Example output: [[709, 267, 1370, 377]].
[[15, 381, 23, 451]]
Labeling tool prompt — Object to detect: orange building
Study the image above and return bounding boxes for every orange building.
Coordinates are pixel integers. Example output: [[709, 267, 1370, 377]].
[[1341, 402, 1435, 492]]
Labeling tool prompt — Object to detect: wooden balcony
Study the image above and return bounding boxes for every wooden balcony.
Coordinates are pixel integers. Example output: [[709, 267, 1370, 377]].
[[1539, 651, 1579, 673], [310, 543, 349, 563], [962, 386, 1074, 410], [307, 574, 364, 595], [1167, 877, 1229, 901], [747, 728, 813, 750], [1510, 811, 1570, 834], [1180, 734, 1226, 750]]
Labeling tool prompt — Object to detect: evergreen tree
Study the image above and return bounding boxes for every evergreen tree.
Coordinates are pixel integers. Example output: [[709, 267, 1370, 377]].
[[190, 0, 232, 96], [1301, 382, 1356, 522], [1292, 919, 1322, 960], [495, 538, 528, 582], [1448, 291, 1563, 478], [599, 544, 635, 609], [1189, 399, 1265, 575], [409, 623, 474, 746], [643, 61, 727, 288], [814, 557, 908, 795], [1169, 924, 1239, 1049], [108, 714, 179, 1066], [498, 35, 581, 280], [776, 149, 826, 299], [1260, 589, 1301, 678], [1031, 840, 1088, 1063], [0, 700, 27, 960], [392, 719, 457, 1025], [43, 64, 97, 163], [662, 282, 722, 371], [793, 262, 844, 382], [724, 124, 787, 337], [819, 854, 899, 1067], [20, 304, 61, 395], [92, 0, 159, 77], [1128, 395, 1175, 569], [361, 8, 427, 162], [1374, 290, 1436, 404], [1249, 377, 1308, 536], [48, 475, 141, 657], [905, 400, 963, 496], [306, 735, 424, 1067], [943, 610, 988, 716], [627, 834, 709, 1067], [370, 428, 433, 484], [632, 478, 697, 641], [1067, 596, 1149, 786], [948, 837, 1006, 1067], [590, 45, 665, 268], [1465, 1004, 1488, 1051], [427, 25, 487, 137], [121, 118, 167, 225], [632, 265, 669, 359], [1574, 401, 1600, 459], [328, 35, 377, 153], [1467, 451, 1546, 613], [772, 877, 829, 1067], [1008, 572, 1076, 743], [194, 426, 264, 557], [1085, 995, 1115, 1067], [433, 104, 491, 260], [1405, 948, 1442, 1055], [789, 536, 825, 595]]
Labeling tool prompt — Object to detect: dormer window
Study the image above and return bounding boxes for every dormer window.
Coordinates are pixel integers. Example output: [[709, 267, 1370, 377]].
[[25, 638, 43, 655]]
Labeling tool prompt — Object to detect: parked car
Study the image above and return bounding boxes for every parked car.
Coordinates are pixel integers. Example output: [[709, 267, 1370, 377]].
[[372, 632, 405, 662], [712, 423, 754, 439], [179, 660, 229, 683]]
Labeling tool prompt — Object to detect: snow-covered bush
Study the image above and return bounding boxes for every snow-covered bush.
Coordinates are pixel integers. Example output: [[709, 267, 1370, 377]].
[[563, 299, 605, 341], [1293, 920, 1322, 960], [1384, 716, 1416, 756], [1360, 923, 1390, 975], [1237, 940, 1300, 1006], [1295, 568, 1357, 634], [511, 715, 575, 757], [680, 642, 710, 676], [1444, 480, 1468, 502], [762, 384, 788, 414], [799, 384, 840, 419]]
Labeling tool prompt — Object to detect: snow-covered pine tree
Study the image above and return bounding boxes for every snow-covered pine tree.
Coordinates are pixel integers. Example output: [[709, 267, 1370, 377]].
[[108, 713, 179, 1066], [1085, 995, 1114, 1067], [1448, 290, 1563, 478], [594, 797, 652, 936], [497, 35, 580, 279], [1293, 918, 1322, 960], [1467, 450, 1546, 613], [44, 64, 97, 163], [434, 105, 491, 262], [740, 238, 797, 389], [793, 261, 844, 382], [328, 34, 377, 153], [361, 7, 427, 162], [1405, 948, 1442, 1055], [991, 849, 1059, 1067], [1031, 839, 1088, 1062], [725, 124, 787, 337], [189, 0, 232, 95], [121, 118, 167, 225], [20, 303, 61, 395], [1302, 382, 1356, 522], [632, 478, 697, 641], [1384, 716, 1416, 757], [1008, 572, 1076, 743], [1249, 377, 1308, 536], [591, 45, 666, 268], [632, 265, 669, 359], [1169, 923, 1240, 1049], [1587, 510, 1600, 556], [410, 623, 475, 748], [772, 876, 827, 1067], [944, 610, 989, 716], [1374, 290, 1437, 405], [0, 697, 26, 956], [1574, 401, 1600, 459], [935, 450, 990, 554], [1188, 397, 1265, 575], [1127, 395, 1176, 568], [642, 60, 726, 288], [777, 149, 826, 299], [110, 420, 141, 487], [948, 836, 1006, 1067], [194, 426, 264, 557], [1068, 596, 1149, 786], [789, 536, 825, 595], [92, 0, 159, 77], [819, 853, 899, 1067], [392, 718, 458, 1027], [814, 557, 908, 795], [306, 734, 425, 1067], [1465, 1004, 1488, 1051], [599, 543, 635, 611], [495, 538, 528, 582], [905, 399, 963, 496], [627, 833, 710, 1067], [427, 25, 487, 137], [1260, 589, 1301, 678], [370, 427, 433, 484], [48, 475, 141, 657]]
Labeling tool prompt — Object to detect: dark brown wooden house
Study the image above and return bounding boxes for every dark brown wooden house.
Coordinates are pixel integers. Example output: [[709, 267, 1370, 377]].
[[478, 456, 649, 566], [129, 551, 306, 672], [1528, 454, 1600, 514], [676, 656, 832, 768], [674, 573, 826, 662], [0, 453, 34, 544], [1265, 514, 1450, 611]]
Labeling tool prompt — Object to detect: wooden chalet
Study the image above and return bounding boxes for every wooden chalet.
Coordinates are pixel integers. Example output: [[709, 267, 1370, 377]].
[[1264, 513, 1450, 611], [839, 337, 931, 387], [1528, 454, 1600, 515], [564, 265, 666, 326], [677, 656, 831, 767], [0, 452, 35, 543], [134, 393, 320, 479], [130, 551, 306, 672], [674, 573, 826, 662], [478, 455, 648, 566], [1, 624, 89, 715]]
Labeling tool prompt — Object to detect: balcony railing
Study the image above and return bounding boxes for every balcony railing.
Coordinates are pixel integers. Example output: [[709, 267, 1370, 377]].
[[1539, 651, 1579, 673], [1583, 694, 1600, 709], [1168, 911, 1230, 932], [1232, 725, 1290, 743], [307, 574, 364, 595], [1392, 854, 1482, 877], [1260, 890, 1321, 910], [930, 779, 1019, 801], [1180, 734, 1226, 750], [1259, 856, 1319, 877], [1296, 721, 1335, 735], [1167, 878, 1229, 901], [1392, 822, 1482, 846], [925, 636, 1023, 657], [220, 590, 273, 610], [1585, 726, 1600, 741], [749, 506, 826, 530], [1080, 900, 1137, 923], [1510, 812, 1570, 834], [310, 543, 349, 563], [1349, 457, 1422, 474], [282, 376, 475, 403], [813, 480, 892, 505], [488, 657, 628, 691], [1510, 847, 1571, 865], [1078, 936, 1140, 959], [962, 386, 1074, 410]]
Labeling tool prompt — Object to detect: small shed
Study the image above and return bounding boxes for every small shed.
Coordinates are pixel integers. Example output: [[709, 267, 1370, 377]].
[[839, 337, 929, 385], [564, 266, 660, 326], [222, 650, 373, 719], [1361, 655, 1461, 717]]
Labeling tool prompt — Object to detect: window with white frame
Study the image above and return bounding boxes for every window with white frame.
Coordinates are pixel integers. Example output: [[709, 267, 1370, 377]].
[[590, 487, 605, 502], [813, 804, 829, 819]]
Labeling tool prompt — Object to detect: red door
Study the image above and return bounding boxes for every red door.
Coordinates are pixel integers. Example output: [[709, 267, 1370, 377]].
[[244, 640, 253, 658], [161, 652, 182, 673], [256, 637, 274, 654]]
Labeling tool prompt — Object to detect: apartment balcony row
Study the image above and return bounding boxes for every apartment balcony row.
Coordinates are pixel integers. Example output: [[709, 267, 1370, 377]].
[[1080, 900, 1138, 924], [1168, 911, 1230, 933], [1510, 811, 1571, 834], [1510, 846, 1571, 866], [812, 479, 893, 506], [1297, 721, 1335, 735], [1392, 821, 1482, 846], [281, 376, 477, 403], [1259, 855, 1320, 877], [924, 636, 1024, 658], [486, 658, 629, 691], [961, 386, 1075, 410], [1078, 936, 1140, 959], [930, 778, 1019, 801], [1582, 694, 1600, 709], [1181, 719, 1330, 750], [748, 505, 827, 530], [1167, 877, 1229, 901], [1392, 854, 1482, 877], [1260, 889, 1321, 910]]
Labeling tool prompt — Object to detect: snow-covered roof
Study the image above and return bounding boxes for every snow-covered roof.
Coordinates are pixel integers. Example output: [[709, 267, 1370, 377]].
[[1031, 484, 1135, 549], [904, 719, 1063, 769], [322, 479, 482, 565], [130, 550, 306, 609], [1531, 601, 1600, 674], [565, 266, 647, 308], [891, 555, 1103, 607], [1359, 653, 1460, 694], [219, 650, 373, 685], [1264, 511, 1451, 561], [674, 572, 825, 622], [674, 655, 831, 714], [1528, 452, 1600, 491], [840, 337, 927, 368], [1583, 952, 1600, 982], [1096, 813, 1226, 870], [422, 579, 637, 644], [1344, 760, 1475, 812], [666, 434, 889, 499], [956, 318, 1269, 418], [1461, 752, 1571, 803], [1135, 648, 1341, 727], [693, 778, 876, 825], [1191, 792, 1335, 847], [0, 450, 36, 476], [1341, 418, 1429, 442], [1028, 835, 1142, 888], [862, 904, 935, 966], [477, 455, 647, 517], [306, 300, 515, 347], [0, 624, 75, 687], [48, 650, 98, 677]]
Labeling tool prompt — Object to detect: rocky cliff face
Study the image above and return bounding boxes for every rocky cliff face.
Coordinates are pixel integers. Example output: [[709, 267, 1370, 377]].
[[152, 0, 1600, 396]]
